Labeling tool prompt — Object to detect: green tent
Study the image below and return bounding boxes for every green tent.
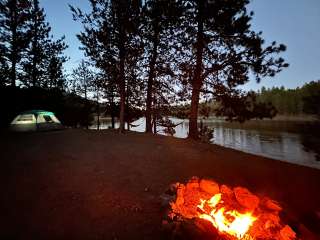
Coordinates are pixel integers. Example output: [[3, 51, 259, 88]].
[[10, 110, 63, 132]]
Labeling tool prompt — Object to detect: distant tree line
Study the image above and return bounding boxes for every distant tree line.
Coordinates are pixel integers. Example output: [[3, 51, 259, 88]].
[[257, 80, 320, 117]]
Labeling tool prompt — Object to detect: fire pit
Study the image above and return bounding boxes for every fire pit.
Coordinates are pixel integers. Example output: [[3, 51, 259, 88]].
[[162, 177, 297, 240]]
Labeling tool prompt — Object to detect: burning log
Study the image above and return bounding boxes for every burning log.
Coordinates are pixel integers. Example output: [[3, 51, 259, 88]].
[[162, 177, 299, 240]]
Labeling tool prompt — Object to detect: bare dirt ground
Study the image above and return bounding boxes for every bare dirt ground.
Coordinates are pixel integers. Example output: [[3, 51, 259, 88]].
[[0, 129, 319, 239]]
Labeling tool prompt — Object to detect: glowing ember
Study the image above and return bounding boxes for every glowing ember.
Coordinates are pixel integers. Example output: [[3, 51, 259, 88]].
[[168, 177, 297, 240], [197, 193, 256, 239]]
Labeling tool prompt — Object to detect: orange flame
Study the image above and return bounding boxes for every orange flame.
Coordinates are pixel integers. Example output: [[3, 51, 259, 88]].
[[197, 193, 256, 239]]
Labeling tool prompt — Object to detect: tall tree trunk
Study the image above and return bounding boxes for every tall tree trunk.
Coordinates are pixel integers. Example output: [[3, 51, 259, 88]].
[[110, 93, 115, 129], [126, 80, 130, 131], [118, 38, 126, 133], [84, 85, 88, 129], [31, 35, 38, 87], [153, 97, 157, 134], [31, 52, 37, 86], [96, 86, 100, 130], [10, 0, 17, 87], [153, 118, 156, 134], [188, 2, 204, 140], [145, 24, 160, 133], [97, 108, 100, 130], [31, 0, 39, 87], [11, 58, 16, 87]]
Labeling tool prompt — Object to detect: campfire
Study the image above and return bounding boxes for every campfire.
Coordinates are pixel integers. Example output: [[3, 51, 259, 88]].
[[165, 177, 297, 240]]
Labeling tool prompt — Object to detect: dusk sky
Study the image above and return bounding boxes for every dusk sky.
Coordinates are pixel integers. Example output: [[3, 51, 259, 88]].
[[40, 0, 320, 91]]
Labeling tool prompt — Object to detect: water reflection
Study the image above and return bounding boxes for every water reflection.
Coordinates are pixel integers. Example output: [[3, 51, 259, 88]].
[[91, 118, 320, 169]]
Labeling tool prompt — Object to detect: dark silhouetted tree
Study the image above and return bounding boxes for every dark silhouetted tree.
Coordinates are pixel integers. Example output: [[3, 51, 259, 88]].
[[178, 0, 288, 139], [124, 40, 145, 130], [22, 0, 50, 87], [71, 60, 93, 101], [45, 37, 68, 89], [70, 0, 142, 133], [0, 0, 31, 86], [0, 43, 9, 85], [302, 81, 320, 118], [142, 0, 183, 133], [22, 0, 67, 88], [70, 60, 94, 129], [91, 72, 105, 130]]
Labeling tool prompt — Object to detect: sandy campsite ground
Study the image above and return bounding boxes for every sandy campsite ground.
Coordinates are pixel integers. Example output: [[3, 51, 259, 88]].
[[0, 129, 320, 239]]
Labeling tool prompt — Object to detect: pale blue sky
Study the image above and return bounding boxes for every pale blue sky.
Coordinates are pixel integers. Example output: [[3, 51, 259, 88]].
[[41, 0, 320, 91]]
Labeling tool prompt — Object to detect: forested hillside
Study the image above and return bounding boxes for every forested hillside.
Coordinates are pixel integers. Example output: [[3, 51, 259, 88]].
[[257, 80, 320, 117]]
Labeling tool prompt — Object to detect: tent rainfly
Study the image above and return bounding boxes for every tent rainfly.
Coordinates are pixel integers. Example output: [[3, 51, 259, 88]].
[[10, 110, 63, 132]]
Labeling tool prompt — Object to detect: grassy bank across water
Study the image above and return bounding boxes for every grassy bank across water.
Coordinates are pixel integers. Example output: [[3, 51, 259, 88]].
[[0, 129, 319, 239], [201, 114, 319, 122]]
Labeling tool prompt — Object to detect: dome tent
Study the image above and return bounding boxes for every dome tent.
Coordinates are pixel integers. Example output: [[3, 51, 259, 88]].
[[10, 110, 63, 132]]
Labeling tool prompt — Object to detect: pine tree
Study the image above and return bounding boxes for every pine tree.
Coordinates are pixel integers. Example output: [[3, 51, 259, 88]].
[[110, 0, 142, 132], [91, 73, 105, 130], [124, 39, 144, 130], [99, 70, 118, 129], [142, 0, 183, 133], [45, 37, 68, 89], [70, 0, 142, 133], [22, 0, 50, 87], [71, 60, 94, 129], [22, 0, 67, 88], [0, 43, 9, 85], [150, 39, 179, 133], [0, 0, 31, 86], [71, 60, 93, 101], [178, 0, 288, 139]]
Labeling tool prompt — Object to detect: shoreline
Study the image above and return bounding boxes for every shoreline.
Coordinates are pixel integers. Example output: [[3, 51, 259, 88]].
[[1, 129, 319, 239], [88, 120, 320, 170], [202, 114, 319, 122], [94, 114, 320, 123], [89, 126, 320, 170]]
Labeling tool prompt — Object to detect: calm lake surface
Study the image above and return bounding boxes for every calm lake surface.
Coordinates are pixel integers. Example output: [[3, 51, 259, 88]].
[[91, 118, 320, 169]]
